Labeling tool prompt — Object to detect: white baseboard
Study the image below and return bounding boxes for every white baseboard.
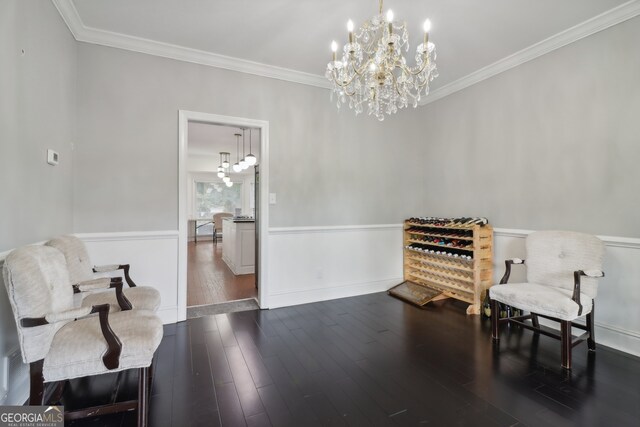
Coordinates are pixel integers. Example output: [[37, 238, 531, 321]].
[[268, 277, 401, 309], [157, 305, 178, 325], [0, 346, 28, 405]]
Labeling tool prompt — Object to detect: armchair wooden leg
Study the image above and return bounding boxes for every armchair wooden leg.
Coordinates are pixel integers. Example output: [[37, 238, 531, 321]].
[[29, 360, 45, 405], [561, 321, 572, 370], [531, 313, 540, 329], [491, 299, 500, 340], [138, 367, 149, 427], [587, 301, 596, 351], [148, 361, 154, 393]]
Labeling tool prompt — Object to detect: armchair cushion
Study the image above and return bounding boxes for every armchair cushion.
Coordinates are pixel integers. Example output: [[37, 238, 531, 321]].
[[46, 235, 93, 284], [526, 231, 604, 298], [44, 310, 162, 382], [93, 264, 121, 273], [46, 235, 161, 312], [44, 306, 93, 323], [490, 283, 593, 321], [3, 246, 75, 363], [80, 286, 161, 312], [75, 277, 112, 292]]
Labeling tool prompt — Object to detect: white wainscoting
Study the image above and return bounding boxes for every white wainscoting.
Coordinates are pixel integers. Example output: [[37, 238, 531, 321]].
[[266, 225, 404, 309], [493, 228, 640, 357], [1, 225, 638, 405], [77, 231, 179, 325]]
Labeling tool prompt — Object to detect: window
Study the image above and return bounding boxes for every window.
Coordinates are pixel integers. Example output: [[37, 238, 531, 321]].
[[194, 181, 242, 218]]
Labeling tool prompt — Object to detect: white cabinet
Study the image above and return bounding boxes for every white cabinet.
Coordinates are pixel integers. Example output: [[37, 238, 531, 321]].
[[221, 218, 255, 275]]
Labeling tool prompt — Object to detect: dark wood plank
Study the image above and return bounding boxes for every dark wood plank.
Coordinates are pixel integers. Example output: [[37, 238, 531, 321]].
[[58, 294, 640, 427]]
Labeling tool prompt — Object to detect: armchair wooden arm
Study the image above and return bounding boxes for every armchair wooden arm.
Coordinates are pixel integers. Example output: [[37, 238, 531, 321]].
[[93, 264, 137, 287], [573, 269, 605, 316], [20, 304, 122, 369], [73, 279, 133, 311], [499, 258, 525, 284]]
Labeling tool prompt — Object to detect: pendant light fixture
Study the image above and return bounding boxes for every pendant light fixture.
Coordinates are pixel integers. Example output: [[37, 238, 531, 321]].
[[221, 152, 230, 169], [245, 129, 257, 166], [217, 152, 227, 178], [239, 129, 248, 170], [232, 133, 242, 172]]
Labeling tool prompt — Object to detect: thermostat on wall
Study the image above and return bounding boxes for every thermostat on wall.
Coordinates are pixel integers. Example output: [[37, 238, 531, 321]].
[[47, 149, 59, 165]]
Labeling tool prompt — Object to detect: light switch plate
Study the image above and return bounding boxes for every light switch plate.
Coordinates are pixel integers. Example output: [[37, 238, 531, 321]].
[[269, 193, 277, 205], [47, 149, 59, 165]]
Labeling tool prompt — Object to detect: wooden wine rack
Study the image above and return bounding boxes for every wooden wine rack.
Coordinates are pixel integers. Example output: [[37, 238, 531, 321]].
[[402, 219, 493, 315]]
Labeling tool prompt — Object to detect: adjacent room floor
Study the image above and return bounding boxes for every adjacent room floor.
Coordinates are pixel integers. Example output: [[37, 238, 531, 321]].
[[187, 241, 256, 307]]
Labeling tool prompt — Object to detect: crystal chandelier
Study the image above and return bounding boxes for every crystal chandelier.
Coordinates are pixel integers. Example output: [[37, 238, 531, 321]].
[[325, 0, 438, 121]]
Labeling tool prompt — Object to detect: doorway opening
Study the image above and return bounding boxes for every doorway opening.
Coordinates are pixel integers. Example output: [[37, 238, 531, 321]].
[[178, 111, 269, 321]]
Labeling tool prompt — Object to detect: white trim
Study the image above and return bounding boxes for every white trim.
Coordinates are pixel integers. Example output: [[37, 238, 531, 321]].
[[178, 111, 270, 321], [74, 230, 179, 242], [421, 0, 640, 105], [268, 278, 401, 309], [0, 249, 13, 263], [494, 228, 640, 249], [269, 224, 402, 235], [52, 0, 640, 105], [0, 345, 28, 406], [596, 321, 640, 340], [157, 305, 178, 325], [51, 0, 329, 89]]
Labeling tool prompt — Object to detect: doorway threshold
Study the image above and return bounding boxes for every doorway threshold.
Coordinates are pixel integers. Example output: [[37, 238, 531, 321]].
[[187, 298, 260, 318]]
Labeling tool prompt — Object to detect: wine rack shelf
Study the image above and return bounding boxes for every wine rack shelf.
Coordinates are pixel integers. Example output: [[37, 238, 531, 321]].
[[402, 218, 493, 315]]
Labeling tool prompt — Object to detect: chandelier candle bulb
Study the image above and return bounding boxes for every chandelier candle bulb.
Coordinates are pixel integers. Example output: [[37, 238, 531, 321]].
[[387, 9, 393, 35], [347, 19, 354, 43], [331, 40, 338, 62], [423, 19, 431, 44]]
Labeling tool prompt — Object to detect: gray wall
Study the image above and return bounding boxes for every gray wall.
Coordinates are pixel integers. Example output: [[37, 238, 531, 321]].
[[0, 0, 77, 250], [73, 43, 428, 231], [418, 16, 640, 237], [0, 0, 77, 403]]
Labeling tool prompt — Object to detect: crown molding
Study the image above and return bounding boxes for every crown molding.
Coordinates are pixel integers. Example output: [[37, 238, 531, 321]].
[[52, 0, 640, 103], [421, 0, 640, 105], [51, 0, 330, 89]]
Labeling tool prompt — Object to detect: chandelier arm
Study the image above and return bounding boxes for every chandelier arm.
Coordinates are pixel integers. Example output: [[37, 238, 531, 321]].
[[400, 54, 430, 76], [330, 66, 363, 89], [343, 86, 357, 97], [350, 58, 373, 77]]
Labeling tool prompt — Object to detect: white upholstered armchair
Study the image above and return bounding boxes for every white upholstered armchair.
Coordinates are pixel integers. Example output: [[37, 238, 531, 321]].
[[489, 231, 605, 370], [3, 245, 163, 425], [46, 235, 161, 312]]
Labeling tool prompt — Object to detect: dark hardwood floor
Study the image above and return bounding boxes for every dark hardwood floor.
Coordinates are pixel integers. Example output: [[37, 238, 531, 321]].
[[64, 293, 640, 426], [187, 241, 256, 307]]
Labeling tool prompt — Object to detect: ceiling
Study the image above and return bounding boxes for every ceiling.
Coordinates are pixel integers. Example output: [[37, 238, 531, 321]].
[[62, 0, 635, 98], [188, 122, 260, 173]]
